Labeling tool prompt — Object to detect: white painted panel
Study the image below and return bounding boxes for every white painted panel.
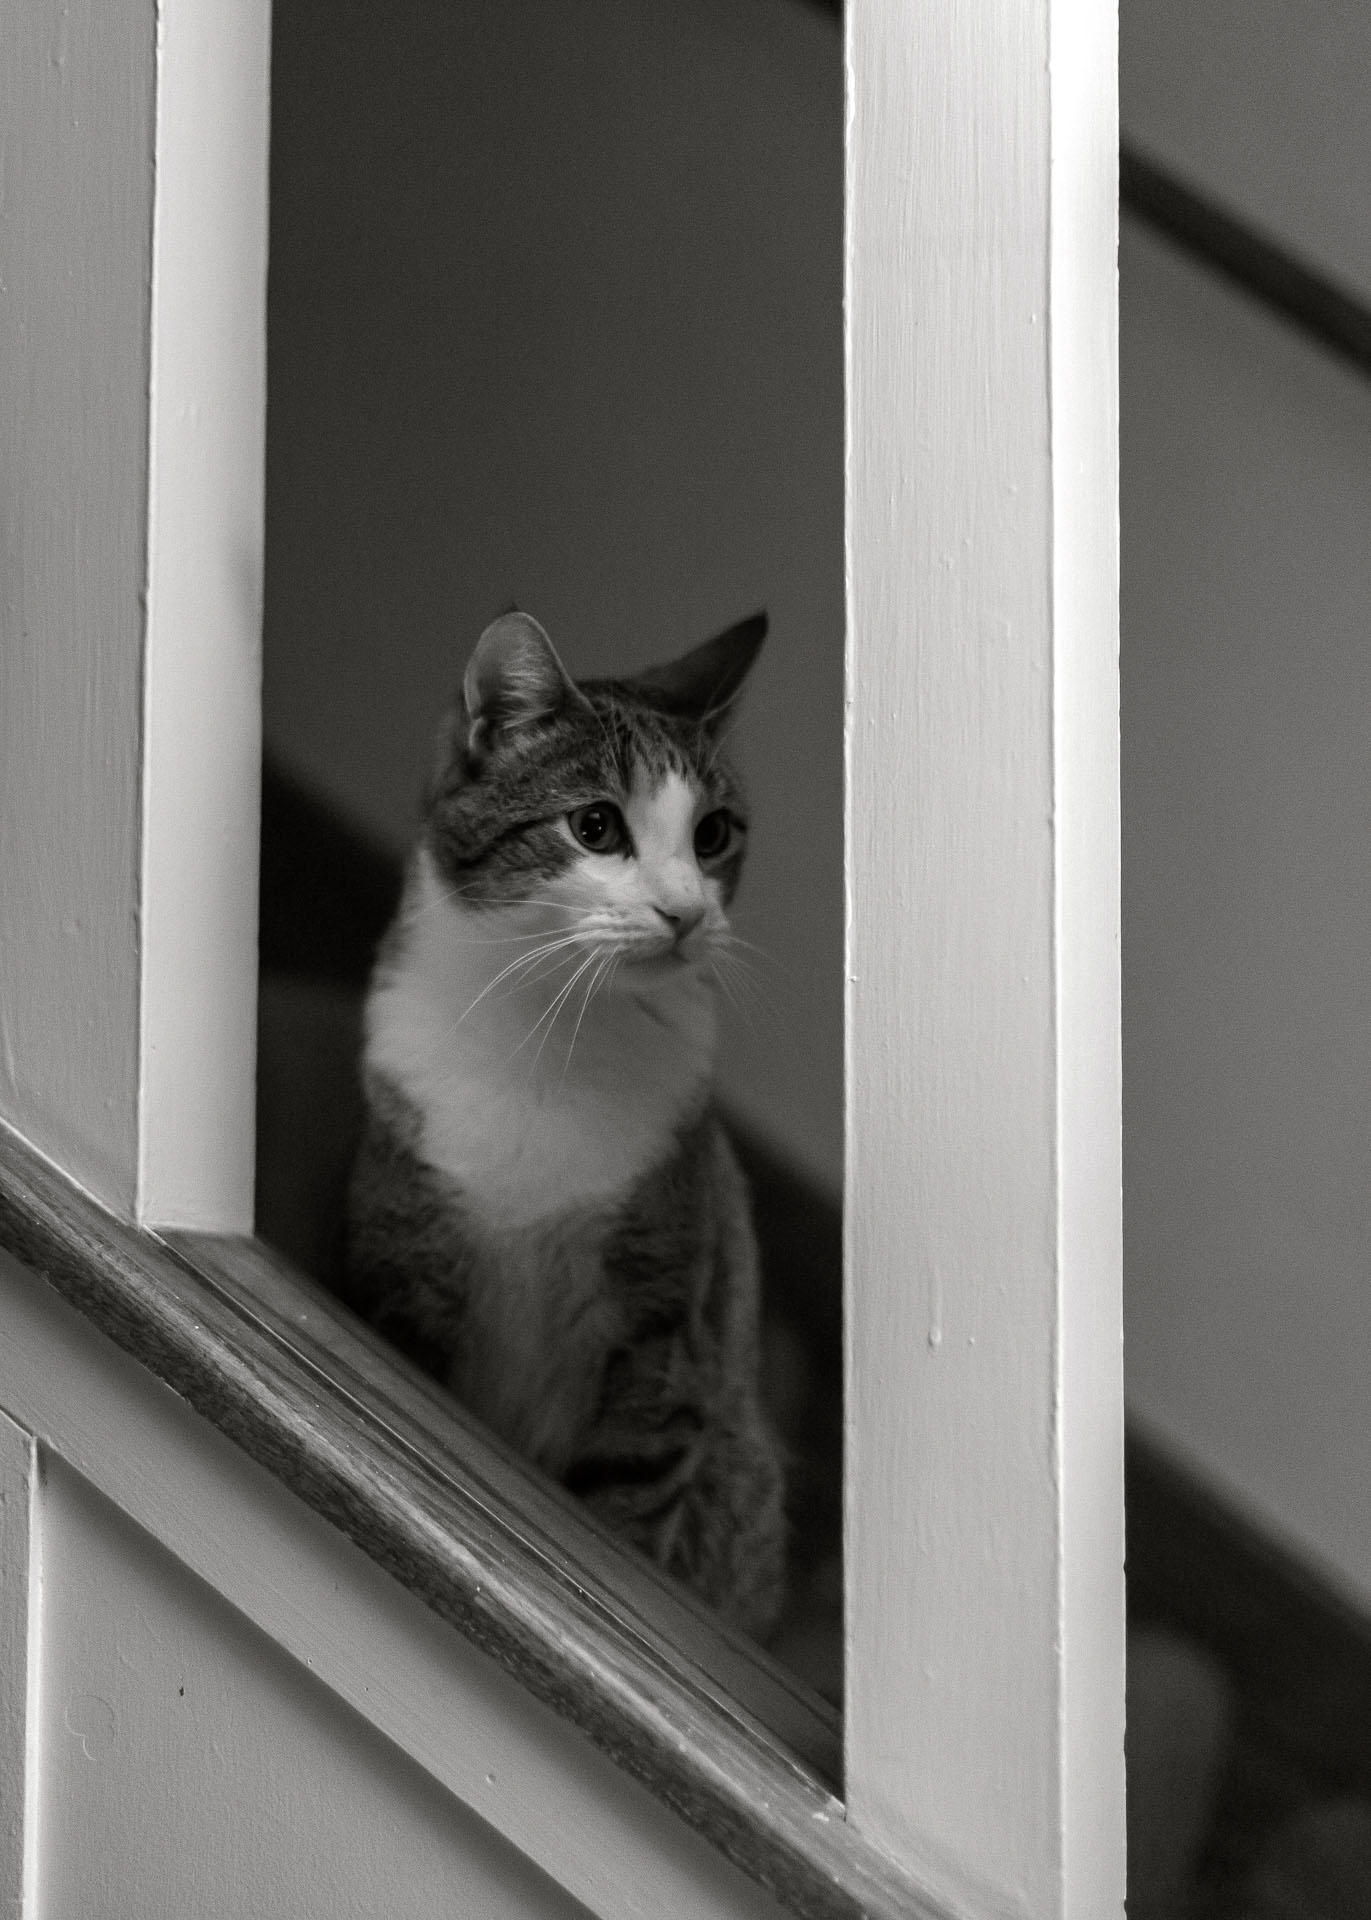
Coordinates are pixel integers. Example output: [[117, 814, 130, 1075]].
[[0, 1251, 783, 1920], [0, 0, 153, 1209], [36, 1458, 587, 1920], [139, 0, 270, 1230], [845, 0, 1123, 1912], [1122, 219, 1371, 1608], [0, 1411, 38, 1918], [1122, 0, 1371, 302]]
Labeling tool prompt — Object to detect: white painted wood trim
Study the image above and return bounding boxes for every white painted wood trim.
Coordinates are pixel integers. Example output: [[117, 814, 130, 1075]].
[[1051, 0, 1125, 1910], [0, 1249, 785, 1920], [0, 1409, 39, 1920], [1, 0, 268, 1231], [844, 0, 1123, 1913], [138, 0, 270, 1230], [0, 0, 154, 1210]]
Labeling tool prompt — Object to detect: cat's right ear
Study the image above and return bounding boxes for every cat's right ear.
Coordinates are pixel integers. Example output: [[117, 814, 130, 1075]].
[[460, 612, 586, 771], [630, 611, 767, 730]]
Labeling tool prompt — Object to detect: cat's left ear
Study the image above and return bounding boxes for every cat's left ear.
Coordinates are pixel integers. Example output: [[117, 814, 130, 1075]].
[[461, 611, 587, 768], [630, 611, 767, 729]]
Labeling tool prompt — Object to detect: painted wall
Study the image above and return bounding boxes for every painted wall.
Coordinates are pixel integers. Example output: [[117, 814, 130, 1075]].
[[37, 1460, 586, 1920], [261, 0, 843, 1194], [1123, 0, 1371, 300], [1121, 9, 1371, 1600]]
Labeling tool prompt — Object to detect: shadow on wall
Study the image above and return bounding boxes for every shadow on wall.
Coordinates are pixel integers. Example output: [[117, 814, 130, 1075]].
[[261, 0, 844, 1196]]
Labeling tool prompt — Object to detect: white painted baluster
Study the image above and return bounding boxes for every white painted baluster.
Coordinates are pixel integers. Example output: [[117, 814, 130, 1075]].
[[845, 0, 1124, 1911], [0, 0, 268, 1231]]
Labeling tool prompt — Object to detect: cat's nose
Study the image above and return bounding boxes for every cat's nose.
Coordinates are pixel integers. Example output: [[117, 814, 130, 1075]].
[[655, 903, 705, 941]]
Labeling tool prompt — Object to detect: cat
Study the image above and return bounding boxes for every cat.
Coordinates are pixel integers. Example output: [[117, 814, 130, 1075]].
[[341, 609, 786, 1640]]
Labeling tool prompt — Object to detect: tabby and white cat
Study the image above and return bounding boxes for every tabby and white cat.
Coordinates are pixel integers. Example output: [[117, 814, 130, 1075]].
[[342, 610, 785, 1638]]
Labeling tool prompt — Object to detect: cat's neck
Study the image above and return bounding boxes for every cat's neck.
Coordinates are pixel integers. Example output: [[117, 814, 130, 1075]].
[[363, 849, 717, 1226]]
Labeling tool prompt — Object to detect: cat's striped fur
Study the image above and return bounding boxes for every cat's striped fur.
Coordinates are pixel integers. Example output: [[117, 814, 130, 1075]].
[[342, 611, 785, 1638]]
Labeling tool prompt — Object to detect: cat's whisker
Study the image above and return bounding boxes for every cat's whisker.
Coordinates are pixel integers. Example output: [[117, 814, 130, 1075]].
[[708, 949, 775, 1033], [469, 932, 585, 998], [476, 951, 582, 1024], [447, 932, 589, 1033], [707, 957, 760, 1036], [506, 945, 597, 1062], [710, 942, 786, 1018], [523, 950, 602, 1070], [405, 881, 589, 934], [717, 947, 773, 1008], [500, 945, 584, 997], [715, 959, 774, 1017], [450, 925, 582, 947], [461, 895, 594, 915], [560, 952, 612, 1084], [502, 932, 591, 982], [712, 930, 788, 978]]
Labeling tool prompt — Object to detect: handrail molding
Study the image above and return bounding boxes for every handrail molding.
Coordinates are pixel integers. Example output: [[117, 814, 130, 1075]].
[[0, 1119, 962, 1920]]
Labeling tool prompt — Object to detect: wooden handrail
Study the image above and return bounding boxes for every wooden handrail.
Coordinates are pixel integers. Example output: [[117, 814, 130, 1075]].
[[0, 1119, 967, 1920]]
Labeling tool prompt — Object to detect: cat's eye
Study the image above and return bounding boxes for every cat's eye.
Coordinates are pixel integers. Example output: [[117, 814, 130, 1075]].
[[693, 809, 735, 862], [568, 802, 627, 854]]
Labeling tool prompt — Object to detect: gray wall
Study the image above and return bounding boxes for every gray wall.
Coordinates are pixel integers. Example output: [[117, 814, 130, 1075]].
[[262, 0, 843, 1194], [1123, 0, 1371, 301], [1122, 2, 1371, 1597]]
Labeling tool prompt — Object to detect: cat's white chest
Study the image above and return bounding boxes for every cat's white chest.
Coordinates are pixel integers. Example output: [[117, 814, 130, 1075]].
[[365, 861, 715, 1232]]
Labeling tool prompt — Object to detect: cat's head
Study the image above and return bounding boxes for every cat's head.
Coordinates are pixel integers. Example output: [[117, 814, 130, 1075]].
[[422, 610, 765, 979]]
